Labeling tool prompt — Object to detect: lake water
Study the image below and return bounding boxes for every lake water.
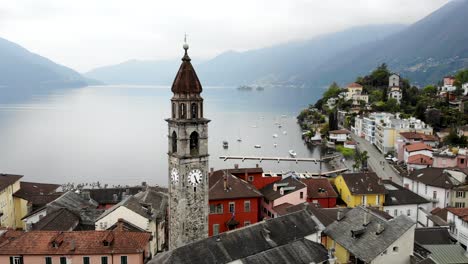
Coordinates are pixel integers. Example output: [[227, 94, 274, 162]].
[[0, 85, 325, 186]]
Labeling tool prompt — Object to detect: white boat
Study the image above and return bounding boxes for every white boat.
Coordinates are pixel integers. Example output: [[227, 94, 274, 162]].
[[289, 150, 297, 157], [273, 134, 278, 138], [223, 141, 229, 148], [254, 145, 261, 148], [237, 138, 242, 142], [283, 131, 287, 135]]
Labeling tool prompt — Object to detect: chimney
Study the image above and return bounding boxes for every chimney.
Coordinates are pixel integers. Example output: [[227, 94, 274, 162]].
[[328, 248, 337, 264], [363, 211, 370, 226], [256, 163, 259, 168], [234, 164, 239, 169], [389, 176, 393, 182], [273, 184, 278, 192], [337, 209, 343, 221], [378, 178, 382, 185], [70, 240, 76, 251], [210, 167, 214, 173], [376, 223, 385, 235], [224, 176, 228, 191]]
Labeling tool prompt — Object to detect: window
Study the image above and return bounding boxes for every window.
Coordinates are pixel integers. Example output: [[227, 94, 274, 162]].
[[248, 176, 254, 182], [213, 224, 220, 235], [229, 202, 235, 213], [461, 158, 465, 164], [10, 257, 23, 264], [361, 195, 367, 205], [394, 209, 398, 216], [456, 191, 466, 198], [179, 103, 186, 119], [189, 131, 199, 156], [376, 195, 380, 205], [209, 204, 223, 214], [393, 246, 399, 252], [244, 221, 251, 226], [83, 257, 90, 264], [407, 209, 411, 216], [244, 201, 251, 212], [455, 202, 466, 208], [172, 103, 176, 118], [101, 256, 108, 264], [300, 192, 304, 199], [433, 191, 437, 199], [191, 103, 198, 119], [60, 257, 67, 264], [121, 256, 128, 264], [172, 131, 177, 153], [45, 257, 52, 264]]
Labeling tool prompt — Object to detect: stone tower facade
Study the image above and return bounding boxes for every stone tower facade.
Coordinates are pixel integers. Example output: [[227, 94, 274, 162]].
[[166, 43, 209, 250]]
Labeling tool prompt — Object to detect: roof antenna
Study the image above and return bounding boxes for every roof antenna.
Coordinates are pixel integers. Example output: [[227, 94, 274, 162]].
[[182, 33, 190, 61]]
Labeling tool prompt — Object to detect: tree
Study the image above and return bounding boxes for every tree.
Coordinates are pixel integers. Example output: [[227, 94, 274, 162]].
[[455, 69, 468, 86], [423, 85, 437, 96], [353, 150, 369, 172], [444, 128, 467, 147], [323, 82, 342, 100]]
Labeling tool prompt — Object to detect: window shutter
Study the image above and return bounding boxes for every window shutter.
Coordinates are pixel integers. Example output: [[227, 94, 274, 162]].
[[9, 256, 13, 264]]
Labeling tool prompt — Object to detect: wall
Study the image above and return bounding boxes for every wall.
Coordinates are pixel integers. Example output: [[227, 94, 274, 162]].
[[383, 203, 430, 224], [335, 176, 384, 208], [326, 237, 350, 264], [208, 198, 260, 236], [96, 207, 149, 231], [450, 190, 468, 207], [448, 211, 468, 247], [0, 253, 146, 264], [433, 156, 457, 168], [13, 197, 27, 230], [371, 225, 415, 264], [404, 149, 433, 164], [0, 181, 20, 229], [307, 197, 337, 208], [403, 177, 449, 209]]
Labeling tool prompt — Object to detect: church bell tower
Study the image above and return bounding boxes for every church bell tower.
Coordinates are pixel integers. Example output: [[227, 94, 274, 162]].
[[166, 41, 209, 250]]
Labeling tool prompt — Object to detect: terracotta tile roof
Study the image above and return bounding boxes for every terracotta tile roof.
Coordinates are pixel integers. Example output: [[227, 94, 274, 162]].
[[13, 181, 60, 201], [400, 132, 438, 141], [0, 230, 151, 255], [0, 174, 22, 192], [341, 172, 386, 195], [447, 208, 468, 221], [347, 83, 363, 88], [407, 154, 434, 165], [0, 229, 24, 248], [300, 178, 338, 199], [405, 142, 433, 152], [209, 170, 262, 200], [329, 129, 351, 135]]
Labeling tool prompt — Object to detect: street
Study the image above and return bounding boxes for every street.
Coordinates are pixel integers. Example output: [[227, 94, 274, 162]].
[[350, 133, 403, 185]]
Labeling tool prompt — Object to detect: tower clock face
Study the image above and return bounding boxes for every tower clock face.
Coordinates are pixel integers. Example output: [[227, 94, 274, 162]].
[[171, 168, 179, 183], [188, 169, 203, 186]]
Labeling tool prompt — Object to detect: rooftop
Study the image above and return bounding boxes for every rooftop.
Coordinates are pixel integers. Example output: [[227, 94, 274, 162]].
[[340, 172, 386, 195], [300, 178, 338, 199], [134, 188, 168, 220], [151, 209, 321, 264], [171, 45, 202, 94], [407, 154, 433, 165], [423, 244, 468, 264], [446, 207, 468, 221], [329, 129, 351, 135], [382, 180, 429, 206], [260, 176, 306, 201], [210, 170, 263, 200], [97, 196, 151, 221], [31, 208, 80, 231], [324, 207, 414, 263], [400, 132, 438, 142], [13, 181, 60, 201], [414, 227, 453, 245], [84, 186, 146, 205], [0, 230, 151, 255], [0, 174, 23, 192], [406, 168, 461, 189], [347, 83, 363, 88], [405, 142, 433, 152]]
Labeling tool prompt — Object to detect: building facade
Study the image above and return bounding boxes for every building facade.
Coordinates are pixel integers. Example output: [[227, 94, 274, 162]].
[[167, 43, 209, 249], [0, 174, 22, 229]]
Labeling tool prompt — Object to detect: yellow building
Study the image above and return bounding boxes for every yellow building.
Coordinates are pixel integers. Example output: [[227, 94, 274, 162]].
[[12, 181, 61, 229], [0, 174, 23, 229], [334, 172, 386, 209]]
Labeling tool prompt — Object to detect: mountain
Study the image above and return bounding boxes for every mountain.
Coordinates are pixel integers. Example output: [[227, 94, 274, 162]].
[[306, 0, 468, 86], [0, 37, 90, 89], [85, 24, 406, 86]]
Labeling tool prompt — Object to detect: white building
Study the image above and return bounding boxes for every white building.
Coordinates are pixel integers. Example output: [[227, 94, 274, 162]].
[[95, 190, 168, 256], [362, 112, 395, 144], [388, 74, 402, 104], [463, 83, 468, 96], [402, 168, 462, 210], [329, 129, 350, 143], [403, 143, 433, 164], [447, 208, 468, 247], [327, 97, 338, 109], [352, 115, 364, 137], [382, 180, 431, 225]]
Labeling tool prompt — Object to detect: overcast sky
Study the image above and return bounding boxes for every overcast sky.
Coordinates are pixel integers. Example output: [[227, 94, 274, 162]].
[[0, 0, 451, 72]]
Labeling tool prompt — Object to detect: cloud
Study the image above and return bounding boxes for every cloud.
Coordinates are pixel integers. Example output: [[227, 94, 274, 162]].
[[0, 0, 451, 72]]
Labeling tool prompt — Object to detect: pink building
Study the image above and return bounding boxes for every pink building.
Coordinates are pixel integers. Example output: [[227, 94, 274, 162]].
[[433, 148, 468, 169], [395, 132, 438, 162], [260, 176, 307, 219], [0, 230, 151, 264]]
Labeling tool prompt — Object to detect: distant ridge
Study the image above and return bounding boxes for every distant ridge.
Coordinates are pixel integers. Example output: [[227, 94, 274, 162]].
[[0, 37, 91, 89]]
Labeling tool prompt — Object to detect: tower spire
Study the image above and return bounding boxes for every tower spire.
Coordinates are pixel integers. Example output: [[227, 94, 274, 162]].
[[182, 33, 190, 61]]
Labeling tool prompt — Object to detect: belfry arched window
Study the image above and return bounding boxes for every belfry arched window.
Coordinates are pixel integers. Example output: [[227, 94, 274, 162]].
[[172, 103, 176, 118], [191, 103, 198, 119], [190, 131, 199, 156], [179, 103, 186, 119], [172, 131, 177, 153]]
